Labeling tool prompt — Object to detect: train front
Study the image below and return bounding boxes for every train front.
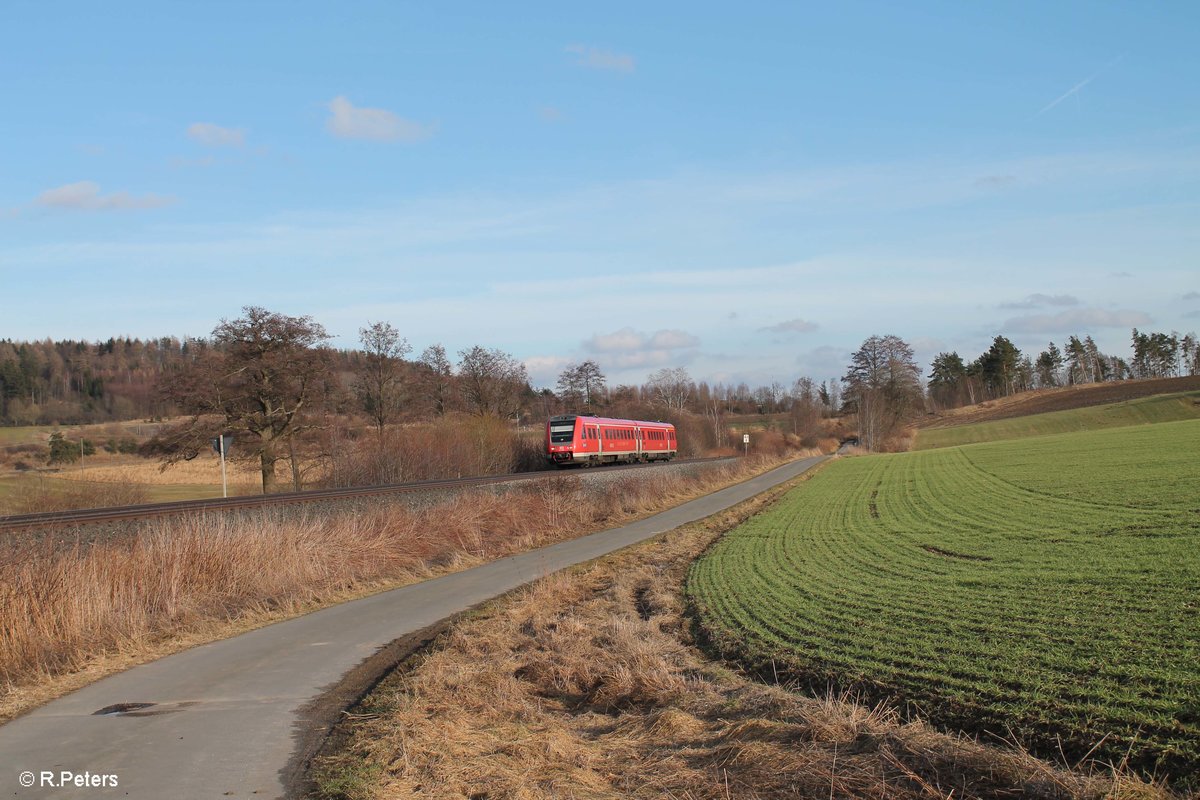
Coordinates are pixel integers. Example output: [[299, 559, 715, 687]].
[[545, 414, 579, 464]]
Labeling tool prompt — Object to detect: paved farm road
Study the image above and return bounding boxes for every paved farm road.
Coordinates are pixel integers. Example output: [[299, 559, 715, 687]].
[[0, 456, 826, 799]]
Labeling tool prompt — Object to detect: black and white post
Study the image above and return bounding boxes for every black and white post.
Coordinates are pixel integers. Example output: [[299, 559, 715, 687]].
[[212, 434, 230, 498]]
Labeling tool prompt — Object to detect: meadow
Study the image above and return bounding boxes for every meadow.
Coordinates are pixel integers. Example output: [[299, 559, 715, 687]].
[[688, 420, 1200, 785], [914, 390, 1200, 449]]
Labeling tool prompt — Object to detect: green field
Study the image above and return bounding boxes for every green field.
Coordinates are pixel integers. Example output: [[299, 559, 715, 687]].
[[914, 390, 1200, 449], [688, 420, 1200, 783]]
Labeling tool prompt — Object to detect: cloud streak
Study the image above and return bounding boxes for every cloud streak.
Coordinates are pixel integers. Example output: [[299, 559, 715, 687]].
[[187, 122, 245, 147], [565, 44, 635, 73], [998, 293, 1079, 310], [760, 318, 819, 334], [1003, 308, 1151, 334], [326, 96, 433, 142], [35, 181, 175, 211], [1036, 53, 1125, 116]]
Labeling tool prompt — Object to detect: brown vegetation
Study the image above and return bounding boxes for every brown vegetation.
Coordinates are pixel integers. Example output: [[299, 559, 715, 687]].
[[0, 455, 799, 723], [918, 375, 1200, 429], [3, 480, 150, 515], [312, 479, 1175, 800]]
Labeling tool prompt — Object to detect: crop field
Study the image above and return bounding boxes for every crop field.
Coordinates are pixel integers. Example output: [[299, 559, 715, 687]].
[[914, 390, 1200, 449], [688, 420, 1200, 784]]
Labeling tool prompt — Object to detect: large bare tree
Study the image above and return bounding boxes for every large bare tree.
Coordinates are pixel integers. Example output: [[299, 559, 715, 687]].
[[418, 344, 454, 416], [647, 367, 693, 412], [556, 359, 606, 410], [151, 306, 333, 492], [842, 334, 922, 451], [457, 345, 528, 418], [356, 321, 411, 439]]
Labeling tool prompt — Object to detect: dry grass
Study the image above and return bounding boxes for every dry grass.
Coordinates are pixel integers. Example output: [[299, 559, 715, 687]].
[[49, 455, 263, 486], [313, 477, 1185, 800], [3, 479, 151, 514], [0, 455, 794, 723]]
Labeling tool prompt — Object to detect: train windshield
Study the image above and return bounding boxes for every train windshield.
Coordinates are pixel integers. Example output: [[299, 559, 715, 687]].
[[549, 420, 576, 443]]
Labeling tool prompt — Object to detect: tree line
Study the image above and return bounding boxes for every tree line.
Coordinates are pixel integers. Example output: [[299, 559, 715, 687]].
[[6, 308, 1196, 482], [927, 330, 1199, 411]]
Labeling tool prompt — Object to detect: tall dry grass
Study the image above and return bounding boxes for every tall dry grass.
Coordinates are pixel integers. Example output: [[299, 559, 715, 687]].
[[3, 480, 151, 515], [314, 484, 1179, 800], [0, 455, 781, 721], [322, 415, 547, 488]]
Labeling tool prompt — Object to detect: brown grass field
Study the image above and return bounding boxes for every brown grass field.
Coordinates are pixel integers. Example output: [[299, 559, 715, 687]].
[[918, 375, 1200, 429], [312, 472, 1176, 800], [0, 454, 807, 724]]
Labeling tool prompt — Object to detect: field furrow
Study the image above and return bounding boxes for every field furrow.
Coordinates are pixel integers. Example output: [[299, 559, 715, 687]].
[[688, 420, 1200, 786]]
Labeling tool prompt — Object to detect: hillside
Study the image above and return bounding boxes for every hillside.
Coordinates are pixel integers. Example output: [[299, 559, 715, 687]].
[[918, 375, 1200, 429], [914, 389, 1200, 449]]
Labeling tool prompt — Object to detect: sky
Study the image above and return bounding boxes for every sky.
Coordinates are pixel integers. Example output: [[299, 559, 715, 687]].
[[2, 1, 1198, 388]]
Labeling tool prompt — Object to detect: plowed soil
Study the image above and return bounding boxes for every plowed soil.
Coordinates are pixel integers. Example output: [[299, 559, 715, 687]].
[[918, 375, 1200, 428]]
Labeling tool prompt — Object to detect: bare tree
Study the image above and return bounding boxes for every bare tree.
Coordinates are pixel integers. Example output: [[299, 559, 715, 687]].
[[356, 321, 411, 439], [647, 367, 693, 412], [556, 359, 607, 410], [791, 377, 822, 441], [151, 306, 333, 492], [842, 334, 922, 451], [458, 345, 528, 418], [418, 344, 454, 416]]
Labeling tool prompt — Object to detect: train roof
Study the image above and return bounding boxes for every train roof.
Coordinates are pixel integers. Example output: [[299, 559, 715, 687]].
[[548, 414, 674, 428]]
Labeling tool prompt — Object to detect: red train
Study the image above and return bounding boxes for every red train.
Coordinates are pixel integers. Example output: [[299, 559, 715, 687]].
[[545, 414, 677, 466]]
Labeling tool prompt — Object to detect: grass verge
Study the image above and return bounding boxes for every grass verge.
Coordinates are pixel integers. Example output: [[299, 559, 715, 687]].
[[310, 466, 1173, 799], [0, 455, 799, 723]]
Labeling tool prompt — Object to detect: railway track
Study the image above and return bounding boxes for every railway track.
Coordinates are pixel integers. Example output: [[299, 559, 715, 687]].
[[0, 457, 734, 531]]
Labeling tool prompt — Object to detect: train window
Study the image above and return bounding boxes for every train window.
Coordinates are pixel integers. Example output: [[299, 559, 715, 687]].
[[550, 420, 575, 443]]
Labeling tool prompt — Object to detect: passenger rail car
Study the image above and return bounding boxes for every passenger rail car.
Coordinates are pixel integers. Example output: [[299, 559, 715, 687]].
[[545, 414, 677, 466]]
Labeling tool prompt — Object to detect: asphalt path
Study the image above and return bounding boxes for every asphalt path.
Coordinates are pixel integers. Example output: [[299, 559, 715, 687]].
[[0, 455, 827, 799]]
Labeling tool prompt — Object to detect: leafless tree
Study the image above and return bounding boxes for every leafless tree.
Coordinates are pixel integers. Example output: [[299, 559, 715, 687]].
[[151, 306, 333, 492], [458, 345, 528, 418], [842, 334, 922, 451], [647, 367, 693, 412], [556, 359, 606, 410], [791, 376, 822, 441], [356, 321, 411, 440], [418, 344, 454, 416]]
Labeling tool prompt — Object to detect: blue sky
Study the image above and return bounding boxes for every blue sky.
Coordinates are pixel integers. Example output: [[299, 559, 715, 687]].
[[2, 1, 1198, 387]]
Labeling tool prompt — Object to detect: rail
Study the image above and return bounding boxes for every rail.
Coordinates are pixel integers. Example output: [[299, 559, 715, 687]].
[[0, 457, 735, 531]]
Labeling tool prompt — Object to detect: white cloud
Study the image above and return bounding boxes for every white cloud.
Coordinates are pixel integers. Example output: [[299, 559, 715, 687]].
[[187, 122, 245, 147], [524, 354, 573, 386], [648, 329, 700, 349], [326, 96, 432, 142], [760, 318, 819, 334], [1004, 308, 1151, 334], [565, 44, 635, 73], [35, 181, 175, 211], [582, 326, 699, 371], [997, 293, 1080, 310]]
